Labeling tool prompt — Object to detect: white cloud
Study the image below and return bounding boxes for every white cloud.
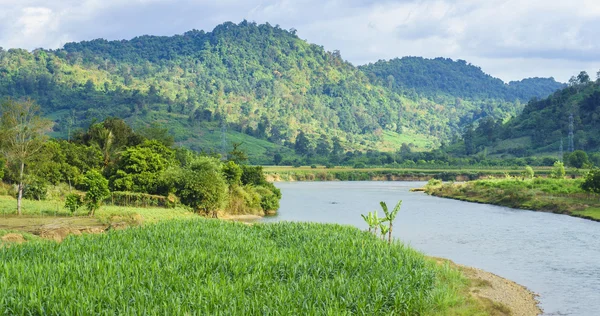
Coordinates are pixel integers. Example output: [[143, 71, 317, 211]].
[[0, 0, 599, 82]]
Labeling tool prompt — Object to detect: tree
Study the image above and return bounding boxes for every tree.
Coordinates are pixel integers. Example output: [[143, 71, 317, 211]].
[[83, 170, 110, 216], [551, 161, 565, 179], [581, 168, 600, 193], [567, 150, 589, 169], [0, 99, 53, 215], [294, 131, 310, 156], [228, 142, 248, 165], [523, 166, 534, 179]]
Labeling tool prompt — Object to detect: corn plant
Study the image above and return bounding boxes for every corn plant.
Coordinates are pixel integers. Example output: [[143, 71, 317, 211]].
[[0, 218, 466, 315]]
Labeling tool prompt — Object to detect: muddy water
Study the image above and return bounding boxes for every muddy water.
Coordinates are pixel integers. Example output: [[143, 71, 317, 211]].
[[263, 181, 600, 316]]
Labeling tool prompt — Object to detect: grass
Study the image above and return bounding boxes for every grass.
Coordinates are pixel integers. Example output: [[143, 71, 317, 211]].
[[425, 177, 600, 221], [572, 208, 600, 221], [378, 130, 436, 152], [0, 218, 495, 315]]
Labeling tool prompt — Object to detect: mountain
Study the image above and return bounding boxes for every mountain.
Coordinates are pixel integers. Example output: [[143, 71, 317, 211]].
[[0, 21, 564, 163], [359, 57, 565, 101], [452, 74, 600, 157]]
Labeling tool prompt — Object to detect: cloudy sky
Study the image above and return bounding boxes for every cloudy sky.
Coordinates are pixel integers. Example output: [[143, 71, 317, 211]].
[[1, 0, 599, 82]]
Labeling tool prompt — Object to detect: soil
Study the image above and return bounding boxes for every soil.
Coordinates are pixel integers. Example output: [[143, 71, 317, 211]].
[[0, 216, 108, 242], [434, 257, 542, 316]]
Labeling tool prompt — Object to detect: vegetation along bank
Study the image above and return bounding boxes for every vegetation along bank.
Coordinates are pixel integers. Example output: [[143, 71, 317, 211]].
[[424, 163, 600, 222]]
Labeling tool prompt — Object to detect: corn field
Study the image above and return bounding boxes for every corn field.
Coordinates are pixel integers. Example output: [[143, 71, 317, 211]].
[[0, 219, 465, 315]]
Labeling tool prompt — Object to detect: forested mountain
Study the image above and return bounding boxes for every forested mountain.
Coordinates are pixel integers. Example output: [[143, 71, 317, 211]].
[[0, 21, 563, 163], [453, 72, 600, 158], [360, 57, 564, 101]]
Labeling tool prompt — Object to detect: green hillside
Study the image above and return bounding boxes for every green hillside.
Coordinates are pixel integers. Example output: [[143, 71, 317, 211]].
[[450, 73, 600, 158], [0, 21, 563, 163], [360, 57, 564, 101]]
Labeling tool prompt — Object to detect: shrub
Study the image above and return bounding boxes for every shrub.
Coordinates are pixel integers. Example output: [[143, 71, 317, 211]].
[[353, 162, 366, 169], [23, 177, 48, 201], [222, 161, 242, 185], [523, 166, 534, 179], [64, 193, 83, 214], [581, 168, 600, 193], [551, 161, 565, 179], [83, 170, 111, 216], [310, 165, 317, 169]]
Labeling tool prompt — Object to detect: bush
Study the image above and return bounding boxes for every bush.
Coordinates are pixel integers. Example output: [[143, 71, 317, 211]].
[[551, 161, 565, 179], [222, 161, 242, 185], [83, 170, 111, 216], [581, 168, 600, 193], [176, 157, 228, 214], [64, 193, 83, 214], [23, 177, 48, 201], [310, 165, 317, 169], [353, 162, 366, 169], [523, 166, 534, 179]]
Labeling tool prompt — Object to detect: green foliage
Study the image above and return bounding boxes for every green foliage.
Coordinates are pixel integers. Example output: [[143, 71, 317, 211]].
[[241, 165, 267, 186], [22, 177, 48, 201], [581, 169, 600, 193], [0, 22, 561, 163], [523, 165, 535, 179], [83, 170, 110, 216], [360, 57, 564, 101], [567, 150, 589, 168], [64, 193, 83, 214], [108, 141, 172, 193], [379, 201, 402, 244], [0, 219, 471, 315], [551, 161, 566, 179], [222, 161, 242, 185], [173, 157, 228, 214]]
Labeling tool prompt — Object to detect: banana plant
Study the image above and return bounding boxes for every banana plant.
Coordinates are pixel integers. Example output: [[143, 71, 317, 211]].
[[360, 211, 382, 235], [379, 200, 402, 244], [379, 223, 390, 241]]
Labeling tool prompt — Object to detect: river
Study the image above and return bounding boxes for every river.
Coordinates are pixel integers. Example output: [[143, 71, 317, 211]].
[[262, 181, 600, 316]]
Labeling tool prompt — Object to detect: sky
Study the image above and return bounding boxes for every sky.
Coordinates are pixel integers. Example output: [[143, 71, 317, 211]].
[[1, 0, 599, 83]]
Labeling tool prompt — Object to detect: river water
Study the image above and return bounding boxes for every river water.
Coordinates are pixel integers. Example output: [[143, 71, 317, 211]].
[[262, 181, 600, 316]]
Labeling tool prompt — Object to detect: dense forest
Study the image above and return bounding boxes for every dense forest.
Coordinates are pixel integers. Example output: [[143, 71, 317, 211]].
[[0, 21, 564, 164], [450, 71, 600, 164], [360, 57, 564, 101]]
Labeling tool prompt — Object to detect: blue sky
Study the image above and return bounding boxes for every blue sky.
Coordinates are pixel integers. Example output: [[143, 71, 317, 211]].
[[1, 0, 599, 82]]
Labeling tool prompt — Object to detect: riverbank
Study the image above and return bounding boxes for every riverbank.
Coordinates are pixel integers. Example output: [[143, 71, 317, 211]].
[[263, 166, 578, 182], [424, 178, 600, 221], [436, 258, 542, 316]]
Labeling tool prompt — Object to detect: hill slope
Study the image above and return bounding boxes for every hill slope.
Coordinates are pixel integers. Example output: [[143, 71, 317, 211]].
[[360, 57, 564, 101], [451, 75, 600, 157], [0, 22, 563, 163]]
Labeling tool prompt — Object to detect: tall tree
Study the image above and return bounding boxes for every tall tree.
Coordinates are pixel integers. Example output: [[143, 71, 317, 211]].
[[0, 98, 53, 215]]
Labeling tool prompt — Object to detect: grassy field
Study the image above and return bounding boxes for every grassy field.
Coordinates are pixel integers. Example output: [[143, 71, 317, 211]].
[[0, 218, 501, 315], [425, 178, 600, 221]]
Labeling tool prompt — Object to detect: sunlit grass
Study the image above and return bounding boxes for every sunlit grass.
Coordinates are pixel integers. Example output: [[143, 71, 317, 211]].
[[0, 219, 480, 315]]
